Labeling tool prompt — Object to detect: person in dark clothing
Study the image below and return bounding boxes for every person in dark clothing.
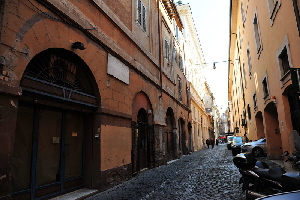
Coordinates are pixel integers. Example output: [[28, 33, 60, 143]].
[[210, 139, 215, 148], [216, 139, 219, 146], [206, 139, 210, 148]]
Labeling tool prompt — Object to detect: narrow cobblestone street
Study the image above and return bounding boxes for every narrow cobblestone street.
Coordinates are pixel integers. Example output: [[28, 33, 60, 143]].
[[86, 144, 245, 200]]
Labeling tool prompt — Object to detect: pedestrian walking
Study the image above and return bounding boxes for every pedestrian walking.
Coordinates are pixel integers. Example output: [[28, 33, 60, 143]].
[[206, 139, 210, 148], [210, 139, 215, 149], [216, 139, 219, 146]]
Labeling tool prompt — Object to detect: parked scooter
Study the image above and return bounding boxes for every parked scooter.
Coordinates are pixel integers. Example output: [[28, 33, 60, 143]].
[[233, 130, 300, 200]]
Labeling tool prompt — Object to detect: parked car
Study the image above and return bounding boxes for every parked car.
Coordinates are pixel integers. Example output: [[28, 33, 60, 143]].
[[227, 136, 234, 150], [241, 138, 267, 157], [231, 136, 247, 156]]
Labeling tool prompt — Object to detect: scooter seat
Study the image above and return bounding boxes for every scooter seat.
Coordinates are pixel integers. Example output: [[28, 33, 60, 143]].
[[254, 167, 285, 182]]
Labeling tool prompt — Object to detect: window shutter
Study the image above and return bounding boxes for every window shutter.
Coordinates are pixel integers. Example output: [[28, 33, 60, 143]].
[[138, 0, 142, 25], [142, 5, 146, 31]]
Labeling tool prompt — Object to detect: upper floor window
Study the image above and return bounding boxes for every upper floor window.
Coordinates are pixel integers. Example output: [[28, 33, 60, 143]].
[[242, 63, 247, 88], [253, 92, 258, 111], [164, 39, 170, 62], [262, 76, 270, 99], [276, 36, 293, 86], [247, 49, 252, 76], [253, 11, 263, 56], [137, 0, 146, 32], [292, 0, 300, 37], [178, 77, 182, 101], [241, 2, 246, 26], [266, 0, 281, 25], [179, 55, 184, 72], [279, 47, 290, 75], [247, 104, 252, 120], [173, 47, 177, 63], [175, 25, 179, 42]]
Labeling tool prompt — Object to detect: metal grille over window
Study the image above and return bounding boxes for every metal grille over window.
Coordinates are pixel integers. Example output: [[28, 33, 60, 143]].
[[23, 49, 95, 95]]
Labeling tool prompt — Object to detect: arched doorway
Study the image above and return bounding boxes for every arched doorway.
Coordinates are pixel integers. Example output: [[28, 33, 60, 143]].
[[264, 102, 282, 159], [137, 109, 149, 170], [11, 49, 99, 199], [131, 92, 154, 174], [188, 122, 193, 152], [165, 108, 175, 161], [255, 111, 265, 139], [178, 118, 186, 155]]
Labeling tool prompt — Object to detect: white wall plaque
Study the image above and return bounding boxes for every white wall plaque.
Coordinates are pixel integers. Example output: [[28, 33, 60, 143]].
[[107, 53, 130, 84]]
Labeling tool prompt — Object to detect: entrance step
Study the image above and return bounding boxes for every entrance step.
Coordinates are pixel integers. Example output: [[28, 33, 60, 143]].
[[49, 188, 98, 200]]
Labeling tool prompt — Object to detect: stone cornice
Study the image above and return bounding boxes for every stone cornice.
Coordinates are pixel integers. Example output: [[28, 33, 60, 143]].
[[161, 0, 183, 30]]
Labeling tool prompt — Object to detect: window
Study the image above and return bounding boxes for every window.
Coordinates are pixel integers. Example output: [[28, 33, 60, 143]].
[[243, 63, 247, 88], [279, 47, 290, 76], [276, 36, 293, 86], [253, 93, 258, 111], [292, 0, 300, 37], [262, 77, 269, 99], [247, 104, 251, 120], [173, 47, 177, 62], [175, 25, 179, 42], [253, 12, 263, 55], [266, 0, 281, 25], [178, 77, 182, 101], [247, 49, 252, 76], [179, 55, 184, 72], [164, 39, 170, 62], [137, 0, 146, 31], [241, 2, 246, 26]]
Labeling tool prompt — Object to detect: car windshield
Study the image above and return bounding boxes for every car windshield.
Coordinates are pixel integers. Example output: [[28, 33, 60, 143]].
[[232, 137, 246, 143], [233, 137, 243, 143]]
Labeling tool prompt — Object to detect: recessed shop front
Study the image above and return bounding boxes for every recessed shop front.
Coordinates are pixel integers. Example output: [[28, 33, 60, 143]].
[[11, 48, 99, 199]]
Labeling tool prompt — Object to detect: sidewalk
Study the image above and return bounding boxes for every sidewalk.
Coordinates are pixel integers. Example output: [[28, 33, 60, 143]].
[[49, 188, 98, 200]]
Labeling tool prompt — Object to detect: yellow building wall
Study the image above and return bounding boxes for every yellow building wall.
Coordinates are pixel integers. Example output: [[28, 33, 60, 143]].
[[100, 125, 132, 171]]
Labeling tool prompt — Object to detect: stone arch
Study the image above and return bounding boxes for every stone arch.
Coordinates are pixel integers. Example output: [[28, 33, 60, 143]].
[[11, 48, 100, 199], [20, 48, 100, 108], [131, 91, 154, 174]]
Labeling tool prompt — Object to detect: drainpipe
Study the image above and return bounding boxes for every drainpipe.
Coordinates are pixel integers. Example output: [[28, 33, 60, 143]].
[[157, 0, 163, 99]]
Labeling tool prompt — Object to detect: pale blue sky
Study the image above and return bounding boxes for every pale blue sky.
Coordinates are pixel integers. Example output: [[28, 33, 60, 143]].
[[183, 0, 230, 113]]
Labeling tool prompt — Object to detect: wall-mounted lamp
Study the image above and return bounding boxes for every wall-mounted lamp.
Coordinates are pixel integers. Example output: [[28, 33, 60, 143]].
[[72, 42, 85, 50]]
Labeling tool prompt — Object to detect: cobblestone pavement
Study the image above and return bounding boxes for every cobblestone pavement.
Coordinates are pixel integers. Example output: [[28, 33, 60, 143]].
[[86, 144, 246, 200]]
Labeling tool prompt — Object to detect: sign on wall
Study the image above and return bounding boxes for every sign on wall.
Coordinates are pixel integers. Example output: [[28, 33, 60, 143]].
[[107, 53, 130, 84]]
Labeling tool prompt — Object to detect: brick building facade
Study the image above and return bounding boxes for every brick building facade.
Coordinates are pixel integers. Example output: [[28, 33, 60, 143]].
[[0, 0, 196, 199]]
